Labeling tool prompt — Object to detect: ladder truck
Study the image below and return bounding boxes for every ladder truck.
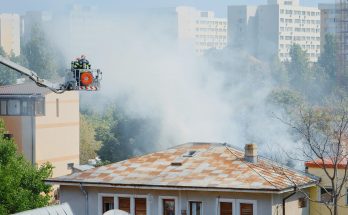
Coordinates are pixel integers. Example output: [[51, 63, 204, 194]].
[[0, 55, 102, 94]]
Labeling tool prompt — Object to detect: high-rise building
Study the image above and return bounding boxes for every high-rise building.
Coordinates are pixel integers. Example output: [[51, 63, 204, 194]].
[[228, 0, 321, 62], [0, 14, 20, 56], [176, 6, 227, 55], [318, 4, 336, 51], [21, 11, 52, 44]]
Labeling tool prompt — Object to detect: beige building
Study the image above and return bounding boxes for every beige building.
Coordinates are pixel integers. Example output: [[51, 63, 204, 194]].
[[0, 83, 79, 177], [47, 142, 318, 215], [228, 0, 321, 62], [305, 160, 348, 215], [0, 13, 20, 56], [176, 6, 227, 55]]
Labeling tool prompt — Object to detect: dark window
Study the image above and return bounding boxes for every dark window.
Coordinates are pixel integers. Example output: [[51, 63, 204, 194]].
[[163, 199, 175, 215], [220, 202, 233, 215], [298, 197, 307, 208], [102, 197, 114, 213], [8, 100, 20, 115], [0, 100, 7, 115], [119, 197, 131, 213], [135, 198, 146, 215], [321, 188, 333, 203], [189, 201, 202, 215], [346, 189, 348, 205], [240, 203, 253, 215], [34, 97, 45, 116]]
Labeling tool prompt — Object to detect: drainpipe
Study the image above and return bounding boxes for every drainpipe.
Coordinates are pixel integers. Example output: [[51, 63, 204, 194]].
[[282, 188, 297, 215], [80, 183, 89, 215]]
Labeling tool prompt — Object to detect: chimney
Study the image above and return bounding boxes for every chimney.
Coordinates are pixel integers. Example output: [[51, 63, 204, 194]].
[[244, 143, 258, 163]]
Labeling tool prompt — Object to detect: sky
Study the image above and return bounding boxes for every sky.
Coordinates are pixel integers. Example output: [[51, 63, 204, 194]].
[[0, 0, 335, 17]]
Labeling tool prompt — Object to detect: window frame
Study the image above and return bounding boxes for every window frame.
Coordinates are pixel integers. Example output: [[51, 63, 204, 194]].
[[98, 193, 116, 215], [187, 200, 203, 215], [217, 198, 257, 215], [158, 196, 178, 215]]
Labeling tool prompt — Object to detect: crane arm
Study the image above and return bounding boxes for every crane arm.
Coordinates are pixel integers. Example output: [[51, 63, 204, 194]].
[[0, 56, 65, 93]]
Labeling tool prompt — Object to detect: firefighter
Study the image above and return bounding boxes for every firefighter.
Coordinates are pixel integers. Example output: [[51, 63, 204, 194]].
[[79, 55, 91, 69]]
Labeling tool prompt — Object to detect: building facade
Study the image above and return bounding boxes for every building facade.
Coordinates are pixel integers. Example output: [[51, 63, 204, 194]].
[[0, 83, 80, 177], [228, 0, 321, 62], [318, 4, 336, 51], [0, 13, 20, 56], [176, 6, 227, 55], [48, 142, 318, 215], [21, 11, 52, 44], [305, 160, 348, 215]]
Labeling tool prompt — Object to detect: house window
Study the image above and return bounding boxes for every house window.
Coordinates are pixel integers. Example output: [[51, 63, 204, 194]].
[[220, 202, 233, 215], [135, 198, 147, 215], [0, 100, 7, 115], [34, 97, 45, 116], [163, 199, 175, 215], [119, 197, 131, 213], [56, 98, 59, 117], [346, 189, 348, 205], [8, 100, 20, 115], [298, 197, 307, 208], [102, 197, 114, 213], [189, 201, 202, 215], [240, 203, 253, 215], [320, 187, 333, 203]]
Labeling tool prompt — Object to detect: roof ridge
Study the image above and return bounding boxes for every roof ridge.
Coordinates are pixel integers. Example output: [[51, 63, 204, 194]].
[[225, 146, 281, 190]]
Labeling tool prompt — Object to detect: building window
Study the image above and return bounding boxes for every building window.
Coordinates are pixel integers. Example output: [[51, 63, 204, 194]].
[[102, 197, 114, 213], [34, 97, 45, 116], [320, 187, 333, 203], [298, 197, 307, 208], [135, 198, 147, 215], [56, 98, 59, 117], [119, 197, 131, 213], [240, 203, 253, 215], [189, 201, 202, 215], [220, 202, 233, 215], [163, 199, 175, 215], [0, 100, 7, 115]]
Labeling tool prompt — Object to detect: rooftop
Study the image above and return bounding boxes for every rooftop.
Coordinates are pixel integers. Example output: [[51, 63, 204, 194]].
[[305, 158, 348, 169], [47, 142, 318, 193], [0, 82, 51, 96]]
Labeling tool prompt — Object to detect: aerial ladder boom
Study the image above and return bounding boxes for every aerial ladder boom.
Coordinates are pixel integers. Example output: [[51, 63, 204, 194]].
[[0, 55, 102, 94]]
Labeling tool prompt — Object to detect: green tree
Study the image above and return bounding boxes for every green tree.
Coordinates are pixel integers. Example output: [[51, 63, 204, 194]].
[[80, 114, 101, 164], [22, 24, 62, 80], [287, 44, 311, 92], [0, 119, 53, 214], [269, 56, 288, 86], [0, 47, 19, 86], [318, 34, 337, 82]]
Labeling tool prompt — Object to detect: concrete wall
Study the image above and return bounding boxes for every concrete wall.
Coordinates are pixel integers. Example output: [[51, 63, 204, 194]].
[[0, 13, 20, 56], [59, 185, 310, 215], [35, 91, 79, 177]]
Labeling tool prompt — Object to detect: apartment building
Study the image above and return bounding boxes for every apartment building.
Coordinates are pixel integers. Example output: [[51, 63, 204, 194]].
[[176, 6, 227, 55], [0, 13, 20, 56], [228, 0, 321, 62], [0, 83, 79, 177], [21, 11, 52, 44]]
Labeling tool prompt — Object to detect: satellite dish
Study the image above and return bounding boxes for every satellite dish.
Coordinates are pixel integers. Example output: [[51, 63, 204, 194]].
[[103, 209, 130, 215]]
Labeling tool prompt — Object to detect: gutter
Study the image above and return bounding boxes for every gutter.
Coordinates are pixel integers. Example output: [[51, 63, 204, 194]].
[[282, 188, 297, 215], [46, 180, 318, 195], [79, 183, 88, 215]]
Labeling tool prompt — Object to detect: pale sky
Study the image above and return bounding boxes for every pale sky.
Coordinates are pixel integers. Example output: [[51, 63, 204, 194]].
[[0, 0, 334, 16]]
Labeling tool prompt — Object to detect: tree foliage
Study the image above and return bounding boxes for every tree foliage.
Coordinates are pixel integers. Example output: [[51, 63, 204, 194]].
[[0, 47, 28, 86], [0, 119, 53, 214], [22, 24, 63, 80], [80, 114, 101, 164]]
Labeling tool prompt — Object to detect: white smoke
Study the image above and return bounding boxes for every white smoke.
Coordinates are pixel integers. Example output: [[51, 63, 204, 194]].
[[47, 6, 295, 154]]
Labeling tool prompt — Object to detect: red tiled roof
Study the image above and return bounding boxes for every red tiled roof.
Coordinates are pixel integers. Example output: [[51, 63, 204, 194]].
[[305, 158, 348, 169], [0, 82, 51, 95], [48, 143, 318, 193]]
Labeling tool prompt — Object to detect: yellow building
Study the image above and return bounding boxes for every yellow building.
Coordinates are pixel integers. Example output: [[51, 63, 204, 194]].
[[0, 13, 20, 56], [0, 83, 79, 177], [305, 160, 348, 215]]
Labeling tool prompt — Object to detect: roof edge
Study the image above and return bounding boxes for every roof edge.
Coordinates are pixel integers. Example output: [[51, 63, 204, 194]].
[[45, 179, 318, 194]]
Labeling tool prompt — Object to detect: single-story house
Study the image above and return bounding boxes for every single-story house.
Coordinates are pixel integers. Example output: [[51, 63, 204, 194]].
[[47, 142, 319, 215]]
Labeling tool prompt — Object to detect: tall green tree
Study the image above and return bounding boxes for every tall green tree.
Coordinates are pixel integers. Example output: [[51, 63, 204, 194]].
[[0, 47, 19, 86], [0, 119, 53, 214], [80, 114, 101, 164], [22, 24, 62, 80], [287, 44, 311, 92], [318, 34, 337, 82]]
